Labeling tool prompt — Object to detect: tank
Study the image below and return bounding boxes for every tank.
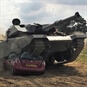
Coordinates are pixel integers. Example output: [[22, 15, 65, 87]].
[[0, 12, 87, 65]]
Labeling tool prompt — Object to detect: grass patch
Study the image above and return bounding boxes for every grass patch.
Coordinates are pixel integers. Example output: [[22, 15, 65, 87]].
[[76, 41, 87, 64]]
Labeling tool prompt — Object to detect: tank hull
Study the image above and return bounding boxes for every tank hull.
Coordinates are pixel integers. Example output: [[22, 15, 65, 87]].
[[0, 35, 72, 58]]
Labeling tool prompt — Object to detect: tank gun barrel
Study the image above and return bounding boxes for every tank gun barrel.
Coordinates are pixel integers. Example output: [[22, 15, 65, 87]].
[[42, 12, 82, 31], [54, 12, 81, 26]]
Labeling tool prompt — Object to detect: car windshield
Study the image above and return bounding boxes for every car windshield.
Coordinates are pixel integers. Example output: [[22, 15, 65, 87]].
[[20, 52, 42, 60]]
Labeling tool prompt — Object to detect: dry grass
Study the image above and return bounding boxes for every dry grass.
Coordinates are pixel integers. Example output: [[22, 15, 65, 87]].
[[76, 38, 87, 63]]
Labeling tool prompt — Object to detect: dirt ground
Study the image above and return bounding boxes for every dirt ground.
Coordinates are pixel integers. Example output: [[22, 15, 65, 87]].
[[0, 62, 87, 87]]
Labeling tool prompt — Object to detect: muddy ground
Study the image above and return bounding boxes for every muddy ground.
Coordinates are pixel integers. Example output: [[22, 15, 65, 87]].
[[0, 62, 87, 87]]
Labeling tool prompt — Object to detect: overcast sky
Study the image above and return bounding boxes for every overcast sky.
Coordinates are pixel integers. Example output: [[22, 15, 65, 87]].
[[0, 0, 87, 35]]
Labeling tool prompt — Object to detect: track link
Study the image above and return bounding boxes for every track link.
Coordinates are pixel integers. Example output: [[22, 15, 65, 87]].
[[67, 39, 84, 62], [32, 39, 45, 56]]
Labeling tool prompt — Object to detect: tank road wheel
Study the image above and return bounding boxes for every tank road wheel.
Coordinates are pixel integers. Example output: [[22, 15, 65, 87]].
[[65, 39, 84, 62]]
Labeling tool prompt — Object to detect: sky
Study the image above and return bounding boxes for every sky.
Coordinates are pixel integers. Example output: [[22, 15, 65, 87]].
[[0, 0, 87, 35]]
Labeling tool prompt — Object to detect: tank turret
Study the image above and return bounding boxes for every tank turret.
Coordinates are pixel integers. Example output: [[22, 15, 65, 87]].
[[42, 12, 87, 34]]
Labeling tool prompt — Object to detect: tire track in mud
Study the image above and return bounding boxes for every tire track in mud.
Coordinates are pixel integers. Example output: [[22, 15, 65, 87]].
[[0, 77, 40, 87], [29, 79, 45, 87], [0, 78, 18, 87]]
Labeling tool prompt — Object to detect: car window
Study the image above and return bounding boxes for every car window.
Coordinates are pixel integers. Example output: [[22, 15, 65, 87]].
[[20, 52, 32, 60], [20, 52, 43, 60]]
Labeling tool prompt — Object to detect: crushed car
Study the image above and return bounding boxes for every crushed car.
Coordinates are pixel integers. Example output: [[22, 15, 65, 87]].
[[3, 52, 46, 75]]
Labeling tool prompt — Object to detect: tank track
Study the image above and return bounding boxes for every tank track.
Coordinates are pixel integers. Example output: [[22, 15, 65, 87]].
[[54, 39, 85, 65], [66, 39, 84, 62], [31, 39, 45, 56]]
